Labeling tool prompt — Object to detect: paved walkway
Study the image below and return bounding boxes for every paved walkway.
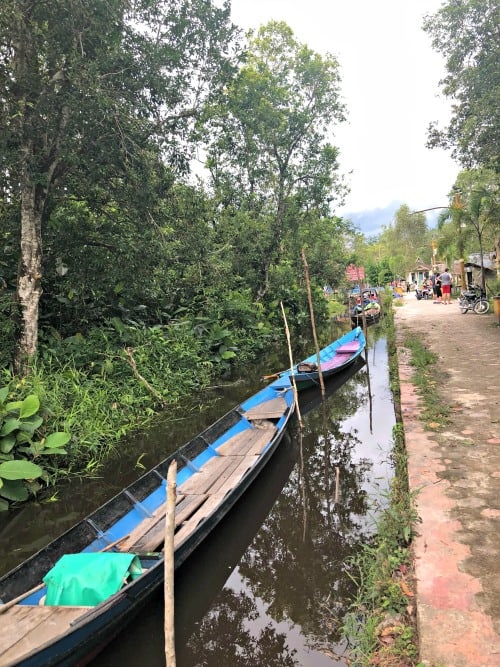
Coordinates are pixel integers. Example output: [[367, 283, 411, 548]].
[[394, 292, 500, 667]]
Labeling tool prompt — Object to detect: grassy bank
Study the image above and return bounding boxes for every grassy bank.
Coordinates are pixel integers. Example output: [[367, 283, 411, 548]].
[[342, 297, 423, 667], [0, 320, 271, 509]]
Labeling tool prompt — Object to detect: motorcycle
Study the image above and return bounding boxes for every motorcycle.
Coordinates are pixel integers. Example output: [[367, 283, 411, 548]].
[[415, 286, 432, 300], [458, 284, 490, 314]]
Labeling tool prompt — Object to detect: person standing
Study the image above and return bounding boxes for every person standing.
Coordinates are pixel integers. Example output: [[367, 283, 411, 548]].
[[431, 273, 442, 303], [438, 268, 453, 305]]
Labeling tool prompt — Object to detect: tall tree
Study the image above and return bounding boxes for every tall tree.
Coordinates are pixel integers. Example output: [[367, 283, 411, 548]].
[[423, 0, 500, 171], [450, 169, 499, 288], [205, 21, 347, 300], [0, 0, 236, 373]]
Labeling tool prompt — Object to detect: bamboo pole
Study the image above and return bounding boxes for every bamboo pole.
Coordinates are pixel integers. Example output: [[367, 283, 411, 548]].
[[301, 248, 325, 397], [281, 300, 307, 540], [280, 302, 302, 428], [164, 460, 177, 667]]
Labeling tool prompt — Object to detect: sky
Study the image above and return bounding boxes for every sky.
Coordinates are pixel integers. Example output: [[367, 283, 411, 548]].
[[227, 0, 459, 235]]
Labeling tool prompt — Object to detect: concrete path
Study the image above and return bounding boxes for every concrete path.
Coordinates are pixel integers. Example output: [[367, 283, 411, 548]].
[[394, 292, 500, 667]]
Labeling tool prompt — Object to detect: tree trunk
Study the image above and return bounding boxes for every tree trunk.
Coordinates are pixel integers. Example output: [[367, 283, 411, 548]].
[[254, 185, 287, 302], [14, 173, 44, 375]]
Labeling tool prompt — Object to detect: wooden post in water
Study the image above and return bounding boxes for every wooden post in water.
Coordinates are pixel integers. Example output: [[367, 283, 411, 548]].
[[164, 460, 177, 667], [280, 301, 302, 428], [301, 248, 325, 397]]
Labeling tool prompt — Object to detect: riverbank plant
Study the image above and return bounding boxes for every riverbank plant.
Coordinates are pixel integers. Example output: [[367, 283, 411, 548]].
[[342, 424, 420, 667], [0, 315, 275, 509], [341, 296, 422, 666], [403, 336, 450, 430]]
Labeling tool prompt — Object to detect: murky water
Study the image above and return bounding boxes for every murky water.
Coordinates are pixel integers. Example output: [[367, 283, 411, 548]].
[[0, 324, 395, 666]]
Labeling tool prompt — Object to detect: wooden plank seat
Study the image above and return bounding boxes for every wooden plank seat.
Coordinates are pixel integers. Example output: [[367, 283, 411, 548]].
[[0, 605, 91, 665], [116, 424, 275, 554], [216, 422, 276, 457], [120, 493, 208, 553], [244, 396, 287, 420], [174, 454, 257, 548]]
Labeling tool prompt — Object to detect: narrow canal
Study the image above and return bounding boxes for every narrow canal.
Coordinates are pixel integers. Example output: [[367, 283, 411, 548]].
[[0, 323, 396, 666]]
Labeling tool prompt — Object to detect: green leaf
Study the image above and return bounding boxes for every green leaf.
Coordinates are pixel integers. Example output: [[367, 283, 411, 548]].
[[15, 432, 32, 444], [39, 448, 67, 455], [44, 432, 70, 448], [0, 387, 9, 403], [18, 416, 44, 434], [0, 479, 29, 501], [0, 460, 44, 480], [0, 434, 16, 454], [0, 418, 22, 436], [220, 350, 237, 360], [5, 401, 22, 412], [19, 395, 40, 419], [0, 498, 9, 511]]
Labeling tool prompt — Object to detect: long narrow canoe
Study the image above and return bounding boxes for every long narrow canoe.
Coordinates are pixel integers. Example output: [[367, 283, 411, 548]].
[[275, 326, 366, 390], [0, 375, 295, 667]]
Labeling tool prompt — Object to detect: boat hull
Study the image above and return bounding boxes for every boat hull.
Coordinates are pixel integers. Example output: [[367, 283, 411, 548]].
[[0, 378, 295, 666], [274, 326, 366, 391]]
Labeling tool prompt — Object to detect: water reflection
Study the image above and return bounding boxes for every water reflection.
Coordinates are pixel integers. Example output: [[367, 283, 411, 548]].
[[175, 334, 394, 667], [0, 325, 395, 667]]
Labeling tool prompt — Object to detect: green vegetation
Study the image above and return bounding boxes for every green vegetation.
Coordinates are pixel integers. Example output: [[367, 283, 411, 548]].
[[342, 300, 422, 666], [403, 337, 450, 430], [0, 0, 496, 508], [342, 423, 420, 667], [0, 386, 69, 510]]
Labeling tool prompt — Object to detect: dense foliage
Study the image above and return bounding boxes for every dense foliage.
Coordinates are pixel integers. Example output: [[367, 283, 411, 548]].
[[423, 0, 500, 172], [0, 4, 353, 504]]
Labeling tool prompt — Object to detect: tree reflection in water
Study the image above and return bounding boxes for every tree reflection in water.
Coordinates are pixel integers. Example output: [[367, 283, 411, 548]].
[[183, 588, 298, 666], [183, 336, 393, 666]]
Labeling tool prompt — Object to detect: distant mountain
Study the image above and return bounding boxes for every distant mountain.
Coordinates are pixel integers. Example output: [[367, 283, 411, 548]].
[[341, 200, 440, 238]]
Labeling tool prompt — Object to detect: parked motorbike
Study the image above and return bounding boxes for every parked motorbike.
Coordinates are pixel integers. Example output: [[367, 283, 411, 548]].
[[415, 286, 432, 300], [458, 284, 490, 314]]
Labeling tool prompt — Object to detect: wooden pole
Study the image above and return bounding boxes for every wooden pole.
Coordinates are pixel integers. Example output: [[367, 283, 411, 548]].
[[301, 248, 325, 397], [164, 460, 177, 667], [280, 301, 302, 428]]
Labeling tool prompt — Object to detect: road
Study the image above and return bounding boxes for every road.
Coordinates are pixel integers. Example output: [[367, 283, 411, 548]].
[[394, 292, 500, 667]]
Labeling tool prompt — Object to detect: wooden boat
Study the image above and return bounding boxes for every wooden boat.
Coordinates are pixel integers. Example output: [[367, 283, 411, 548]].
[[0, 376, 295, 666], [274, 326, 366, 390], [349, 288, 381, 326]]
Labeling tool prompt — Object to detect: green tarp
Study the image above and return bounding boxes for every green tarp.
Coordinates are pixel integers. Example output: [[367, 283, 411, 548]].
[[43, 552, 142, 606]]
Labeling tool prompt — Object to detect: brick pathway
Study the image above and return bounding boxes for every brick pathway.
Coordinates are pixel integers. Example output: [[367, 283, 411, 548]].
[[394, 293, 500, 667]]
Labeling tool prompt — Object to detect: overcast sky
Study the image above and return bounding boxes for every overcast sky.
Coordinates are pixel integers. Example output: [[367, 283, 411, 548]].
[[228, 0, 459, 232]]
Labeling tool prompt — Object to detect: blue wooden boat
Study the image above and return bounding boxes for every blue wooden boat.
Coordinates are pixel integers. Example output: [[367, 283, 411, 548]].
[[275, 326, 366, 390], [0, 376, 295, 666], [349, 288, 382, 326]]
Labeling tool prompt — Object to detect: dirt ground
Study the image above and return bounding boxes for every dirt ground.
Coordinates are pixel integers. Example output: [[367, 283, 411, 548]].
[[393, 292, 500, 667]]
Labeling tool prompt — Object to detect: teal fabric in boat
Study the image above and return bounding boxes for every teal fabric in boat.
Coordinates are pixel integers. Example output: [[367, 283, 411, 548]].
[[43, 553, 142, 606]]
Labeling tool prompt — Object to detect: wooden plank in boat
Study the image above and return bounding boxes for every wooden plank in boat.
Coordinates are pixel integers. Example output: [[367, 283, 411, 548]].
[[245, 425, 276, 455], [244, 396, 287, 420], [213, 455, 258, 497], [115, 493, 185, 553], [0, 605, 90, 664], [126, 494, 209, 553], [173, 493, 224, 548], [217, 423, 275, 457], [173, 454, 259, 548], [177, 455, 236, 496]]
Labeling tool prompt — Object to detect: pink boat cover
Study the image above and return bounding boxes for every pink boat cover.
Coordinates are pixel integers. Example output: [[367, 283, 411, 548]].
[[320, 341, 360, 371]]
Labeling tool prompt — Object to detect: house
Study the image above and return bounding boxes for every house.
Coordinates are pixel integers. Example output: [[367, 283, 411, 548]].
[[408, 259, 431, 286], [453, 252, 496, 287]]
